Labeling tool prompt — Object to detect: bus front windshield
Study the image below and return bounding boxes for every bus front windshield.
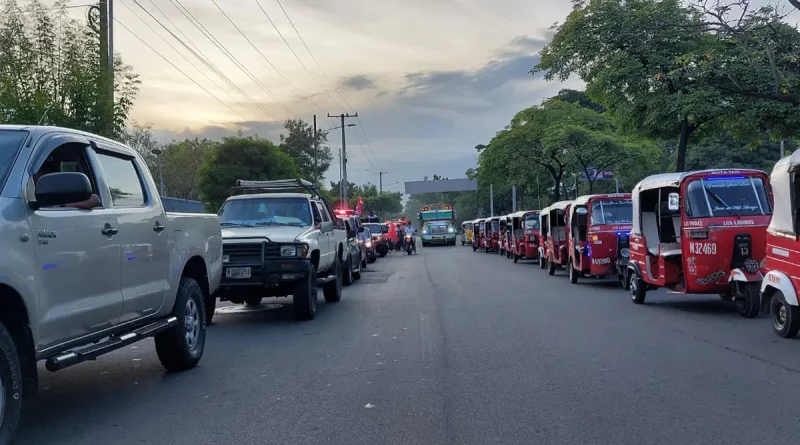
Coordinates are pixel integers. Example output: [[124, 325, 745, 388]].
[[590, 200, 633, 225], [524, 215, 540, 229], [685, 176, 771, 218]]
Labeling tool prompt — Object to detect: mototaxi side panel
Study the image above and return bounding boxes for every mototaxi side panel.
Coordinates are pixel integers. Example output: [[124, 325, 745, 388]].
[[544, 201, 573, 273], [569, 194, 633, 280]]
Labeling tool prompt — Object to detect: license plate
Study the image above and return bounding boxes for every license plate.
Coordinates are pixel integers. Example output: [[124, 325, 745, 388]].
[[226, 267, 251, 279]]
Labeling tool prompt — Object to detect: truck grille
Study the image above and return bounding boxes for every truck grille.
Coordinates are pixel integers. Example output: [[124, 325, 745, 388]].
[[430, 226, 446, 235], [223, 242, 282, 263]]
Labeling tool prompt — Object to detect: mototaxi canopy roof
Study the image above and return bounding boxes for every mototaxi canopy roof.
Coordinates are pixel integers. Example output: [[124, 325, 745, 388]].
[[768, 150, 800, 236], [630, 168, 767, 234]]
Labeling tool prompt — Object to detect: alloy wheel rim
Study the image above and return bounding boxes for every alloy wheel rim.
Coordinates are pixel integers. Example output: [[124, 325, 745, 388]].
[[184, 298, 199, 350]]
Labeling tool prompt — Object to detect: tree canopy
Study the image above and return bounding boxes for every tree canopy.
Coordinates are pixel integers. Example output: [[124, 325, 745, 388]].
[[279, 119, 332, 186]]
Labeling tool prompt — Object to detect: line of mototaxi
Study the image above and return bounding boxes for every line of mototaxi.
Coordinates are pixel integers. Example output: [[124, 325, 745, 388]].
[[467, 152, 800, 340]]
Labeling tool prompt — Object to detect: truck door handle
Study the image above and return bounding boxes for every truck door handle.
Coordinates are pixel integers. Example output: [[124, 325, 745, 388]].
[[102, 224, 118, 236], [153, 222, 165, 233]]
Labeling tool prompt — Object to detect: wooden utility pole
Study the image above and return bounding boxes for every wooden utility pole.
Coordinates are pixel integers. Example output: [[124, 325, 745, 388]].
[[378, 171, 388, 192], [98, 0, 114, 137], [327, 112, 357, 206], [313, 114, 318, 185]]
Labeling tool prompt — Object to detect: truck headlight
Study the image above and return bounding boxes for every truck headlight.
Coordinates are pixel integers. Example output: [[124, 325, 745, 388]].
[[222, 254, 230, 264], [422, 229, 428, 235], [281, 244, 308, 257], [447, 227, 454, 233]]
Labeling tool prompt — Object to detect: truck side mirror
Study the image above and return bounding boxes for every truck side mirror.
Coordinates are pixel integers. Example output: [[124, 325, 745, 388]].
[[668, 192, 680, 212], [320, 221, 334, 232], [34, 172, 92, 208]]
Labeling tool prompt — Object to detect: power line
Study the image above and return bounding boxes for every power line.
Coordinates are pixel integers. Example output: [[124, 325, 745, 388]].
[[114, 17, 248, 120], [274, 0, 385, 171], [208, 0, 313, 118], [169, 0, 294, 120], [131, 0, 278, 120], [119, 0, 244, 112]]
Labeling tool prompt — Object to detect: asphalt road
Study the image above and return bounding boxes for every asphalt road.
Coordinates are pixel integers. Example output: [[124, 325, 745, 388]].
[[18, 244, 800, 444]]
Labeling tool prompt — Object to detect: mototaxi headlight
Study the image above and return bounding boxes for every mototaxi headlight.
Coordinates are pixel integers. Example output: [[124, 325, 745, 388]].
[[620, 247, 630, 258]]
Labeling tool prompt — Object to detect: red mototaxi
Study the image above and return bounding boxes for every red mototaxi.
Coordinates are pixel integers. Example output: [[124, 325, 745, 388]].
[[567, 194, 633, 283], [473, 218, 486, 251], [542, 200, 573, 275], [509, 210, 540, 263], [627, 169, 772, 318], [760, 150, 800, 337], [499, 215, 511, 256], [485, 217, 501, 252]]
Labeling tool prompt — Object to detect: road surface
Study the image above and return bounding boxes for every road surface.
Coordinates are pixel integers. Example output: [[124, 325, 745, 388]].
[[19, 245, 800, 444]]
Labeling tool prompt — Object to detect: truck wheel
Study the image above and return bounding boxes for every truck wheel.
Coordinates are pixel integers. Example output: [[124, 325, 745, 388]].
[[0, 323, 22, 445], [630, 271, 647, 304], [569, 263, 579, 284], [353, 255, 362, 280], [323, 257, 343, 303], [343, 256, 354, 286], [245, 296, 262, 306], [770, 291, 800, 338], [547, 259, 556, 276], [155, 277, 206, 372], [293, 266, 317, 320]]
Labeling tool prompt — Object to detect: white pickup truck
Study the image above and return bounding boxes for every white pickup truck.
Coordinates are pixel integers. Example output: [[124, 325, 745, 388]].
[[215, 179, 350, 321], [0, 125, 222, 442]]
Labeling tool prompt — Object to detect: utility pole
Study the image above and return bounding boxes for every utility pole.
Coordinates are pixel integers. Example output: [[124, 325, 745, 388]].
[[378, 171, 388, 192], [98, 0, 114, 137], [490, 183, 494, 217], [313, 114, 318, 186], [328, 112, 358, 206]]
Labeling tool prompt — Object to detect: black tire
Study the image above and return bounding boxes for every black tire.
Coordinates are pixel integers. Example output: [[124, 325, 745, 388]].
[[473, 245, 477, 252], [620, 269, 630, 290], [548, 259, 556, 276], [354, 255, 362, 280], [513, 253, 518, 263], [540, 256, 547, 270], [323, 257, 342, 303], [205, 293, 217, 325], [629, 271, 647, 304], [461, 240, 465, 245], [770, 291, 800, 338], [569, 263, 579, 284], [378, 245, 387, 258], [368, 255, 376, 264], [0, 323, 22, 444], [361, 255, 367, 269], [244, 296, 262, 306], [155, 277, 206, 372], [735, 283, 760, 318], [293, 266, 317, 320], [485, 245, 489, 253], [343, 256, 354, 286]]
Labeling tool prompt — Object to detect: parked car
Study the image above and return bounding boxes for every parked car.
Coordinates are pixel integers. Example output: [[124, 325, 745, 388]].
[[0, 125, 223, 443], [363, 222, 389, 257], [338, 217, 364, 284], [361, 227, 377, 263], [215, 179, 348, 321]]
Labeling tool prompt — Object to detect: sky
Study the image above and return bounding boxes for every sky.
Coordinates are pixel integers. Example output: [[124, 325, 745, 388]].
[[88, 0, 579, 194]]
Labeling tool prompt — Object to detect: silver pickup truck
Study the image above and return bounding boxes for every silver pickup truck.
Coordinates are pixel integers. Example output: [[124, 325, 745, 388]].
[[0, 126, 223, 443]]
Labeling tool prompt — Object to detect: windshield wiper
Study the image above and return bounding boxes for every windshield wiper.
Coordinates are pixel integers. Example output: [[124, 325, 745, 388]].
[[220, 222, 255, 227], [703, 184, 741, 218]]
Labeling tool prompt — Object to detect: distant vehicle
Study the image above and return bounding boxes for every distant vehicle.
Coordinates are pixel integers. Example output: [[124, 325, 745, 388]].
[[0, 125, 223, 443], [418, 204, 457, 246], [216, 179, 348, 321], [363, 222, 388, 257], [360, 227, 377, 263]]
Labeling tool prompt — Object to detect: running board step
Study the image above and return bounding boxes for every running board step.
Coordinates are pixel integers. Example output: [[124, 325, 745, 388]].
[[45, 317, 178, 372]]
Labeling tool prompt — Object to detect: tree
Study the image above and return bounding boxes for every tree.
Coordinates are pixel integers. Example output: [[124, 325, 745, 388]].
[[279, 119, 332, 185], [198, 136, 299, 211], [0, 0, 139, 137], [159, 138, 217, 201]]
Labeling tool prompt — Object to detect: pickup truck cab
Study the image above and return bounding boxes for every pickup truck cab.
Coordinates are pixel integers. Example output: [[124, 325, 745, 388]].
[[216, 179, 348, 321], [0, 126, 222, 442]]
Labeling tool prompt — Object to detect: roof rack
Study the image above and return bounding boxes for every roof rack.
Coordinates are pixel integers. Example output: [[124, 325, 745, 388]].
[[234, 178, 320, 198]]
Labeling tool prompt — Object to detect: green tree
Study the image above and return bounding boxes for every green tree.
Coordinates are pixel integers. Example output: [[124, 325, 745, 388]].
[[279, 119, 332, 185], [199, 136, 299, 211], [0, 0, 139, 137]]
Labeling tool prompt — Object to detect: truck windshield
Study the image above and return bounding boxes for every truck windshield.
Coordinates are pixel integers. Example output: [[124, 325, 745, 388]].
[[0, 130, 28, 187], [590, 199, 633, 225], [218, 197, 312, 227], [524, 215, 540, 229], [364, 223, 382, 235], [685, 176, 771, 218]]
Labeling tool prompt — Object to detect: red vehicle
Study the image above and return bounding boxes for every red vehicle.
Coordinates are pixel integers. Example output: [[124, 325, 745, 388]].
[[499, 215, 510, 257], [510, 210, 540, 263], [626, 169, 772, 318], [567, 194, 633, 284], [541, 200, 573, 275], [473, 218, 486, 252], [485, 216, 501, 253], [760, 151, 800, 337]]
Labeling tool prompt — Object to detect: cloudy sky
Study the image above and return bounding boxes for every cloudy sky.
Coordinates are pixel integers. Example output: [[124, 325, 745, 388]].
[[87, 0, 581, 193]]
